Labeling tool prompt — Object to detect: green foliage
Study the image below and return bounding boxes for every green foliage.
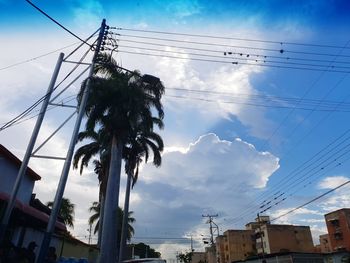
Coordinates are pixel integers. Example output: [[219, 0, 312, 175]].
[[178, 252, 193, 263], [88, 201, 135, 240], [47, 197, 75, 228], [133, 242, 161, 258]]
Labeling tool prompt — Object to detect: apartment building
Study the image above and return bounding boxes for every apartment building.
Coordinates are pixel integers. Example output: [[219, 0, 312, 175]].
[[255, 224, 314, 254], [222, 230, 256, 262], [216, 235, 226, 263], [325, 208, 350, 251], [319, 234, 332, 253]]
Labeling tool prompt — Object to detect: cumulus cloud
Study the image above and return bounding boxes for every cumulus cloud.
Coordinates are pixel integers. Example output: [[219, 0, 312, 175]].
[[129, 133, 279, 259]]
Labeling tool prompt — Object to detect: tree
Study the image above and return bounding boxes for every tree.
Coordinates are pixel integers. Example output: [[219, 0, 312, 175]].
[[78, 53, 164, 262], [178, 252, 193, 263], [47, 197, 75, 228], [119, 127, 164, 261], [88, 202, 135, 242], [73, 129, 110, 200], [133, 243, 161, 258]]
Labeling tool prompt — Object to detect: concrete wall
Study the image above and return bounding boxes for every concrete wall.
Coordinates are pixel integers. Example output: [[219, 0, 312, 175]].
[[60, 238, 99, 263], [257, 225, 314, 255], [191, 252, 206, 263], [325, 209, 350, 251], [216, 235, 225, 263], [0, 156, 35, 204], [223, 230, 255, 262], [319, 234, 332, 253]]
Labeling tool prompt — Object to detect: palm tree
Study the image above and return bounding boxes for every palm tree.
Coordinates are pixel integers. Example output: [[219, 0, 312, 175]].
[[88, 202, 135, 242], [47, 197, 75, 228], [78, 53, 164, 263], [119, 128, 164, 261], [73, 129, 110, 200]]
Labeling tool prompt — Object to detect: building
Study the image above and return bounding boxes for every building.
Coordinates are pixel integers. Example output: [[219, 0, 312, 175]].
[[0, 144, 41, 203], [191, 252, 207, 263], [222, 230, 256, 262], [233, 251, 324, 263], [319, 234, 332, 253], [0, 144, 98, 262], [255, 224, 314, 254], [325, 208, 350, 252], [216, 235, 225, 263], [205, 245, 216, 263], [233, 251, 350, 263]]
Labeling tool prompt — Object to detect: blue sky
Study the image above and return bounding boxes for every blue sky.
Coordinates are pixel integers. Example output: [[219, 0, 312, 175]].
[[1, 0, 350, 260]]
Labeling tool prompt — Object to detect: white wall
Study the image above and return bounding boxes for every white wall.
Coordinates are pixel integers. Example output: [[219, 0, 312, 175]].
[[0, 156, 35, 204]]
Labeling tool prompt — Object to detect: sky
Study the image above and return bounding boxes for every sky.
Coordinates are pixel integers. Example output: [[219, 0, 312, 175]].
[[1, 0, 350, 261]]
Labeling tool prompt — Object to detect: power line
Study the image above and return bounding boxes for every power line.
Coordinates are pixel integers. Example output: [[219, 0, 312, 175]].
[[110, 32, 350, 58], [270, 180, 350, 222], [220, 128, 350, 227], [113, 49, 350, 73], [165, 94, 350, 112], [25, 0, 94, 48], [112, 27, 350, 50], [0, 44, 91, 132], [166, 87, 350, 108], [0, 42, 80, 72], [116, 44, 350, 71], [112, 38, 350, 65]]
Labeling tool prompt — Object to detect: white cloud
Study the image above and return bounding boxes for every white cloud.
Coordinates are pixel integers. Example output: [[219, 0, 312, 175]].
[[318, 175, 349, 189], [129, 133, 279, 259]]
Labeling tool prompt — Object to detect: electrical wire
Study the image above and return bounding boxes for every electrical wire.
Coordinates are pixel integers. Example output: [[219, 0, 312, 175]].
[[0, 44, 92, 132], [111, 32, 350, 58], [270, 180, 350, 222], [25, 0, 93, 48], [165, 94, 350, 112], [220, 128, 350, 227], [116, 44, 350, 71], [0, 42, 80, 72], [113, 49, 350, 73], [112, 37, 350, 65], [113, 27, 350, 50]]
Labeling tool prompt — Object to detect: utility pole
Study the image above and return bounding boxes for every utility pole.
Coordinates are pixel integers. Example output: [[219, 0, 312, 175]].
[[202, 214, 218, 245], [36, 19, 107, 263], [0, 53, 64, 243], [88, 223, 92, 245], [190, 235, 194, 252]]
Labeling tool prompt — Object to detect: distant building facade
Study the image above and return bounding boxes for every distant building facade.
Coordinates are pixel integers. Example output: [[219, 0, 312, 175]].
[[319, 234, 332, 253], [191, 252, 207, 263], [221, 230, 255, 262], [216, 235, 225, 263], [255, 224, 314, 254], [325, 208, 350, 251]]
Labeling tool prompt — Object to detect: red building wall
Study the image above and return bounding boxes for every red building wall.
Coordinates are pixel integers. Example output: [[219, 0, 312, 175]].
[[325, 209, 350, 251]]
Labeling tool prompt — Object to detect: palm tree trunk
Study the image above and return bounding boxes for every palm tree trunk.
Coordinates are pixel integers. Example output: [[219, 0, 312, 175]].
[[99, 135, 123, 263], [98, 195, 105, 249], [119, 172, 132, 262]]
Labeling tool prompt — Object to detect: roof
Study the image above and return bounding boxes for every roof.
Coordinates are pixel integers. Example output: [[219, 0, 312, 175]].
[[0, 144, 41, 181], [0, 192, 65, 231], [324, 208, 350, 216]]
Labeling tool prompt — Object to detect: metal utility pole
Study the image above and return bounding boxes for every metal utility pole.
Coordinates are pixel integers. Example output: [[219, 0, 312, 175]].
[[0, 53, 64, 243], [202, 214, 218, 245], [88, 223, 92, 245], [190, 235, 194, 252], [36, 19, 107, 263]]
